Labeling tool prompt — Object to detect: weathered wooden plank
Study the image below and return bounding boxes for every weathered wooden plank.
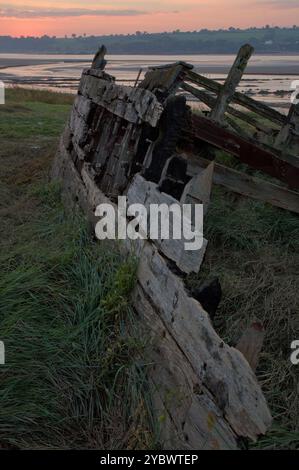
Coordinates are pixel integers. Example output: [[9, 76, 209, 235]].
[[133, 283, 238, 450], [69, 108, 89, 148], [275, 103, 299, 149], [92, 111, 117, 168], [181, 82, 275, 136], [73, 94, 94, 121], [52, 145, 272, 446], [69, 95, 103, 161], [51, 142, 93, 218], [102, 122, 136, 195], [186, 69, 286, 126], [210, 44, 254, 122], [187, 154, 299, 215], [126, 174, 207, 274], [79, 75, 163, 127], [139, 62, 193, 98], [182, 113, 299, 190], [180, 162, 214, 215], [83, 68, 115, 82], [81, 164, 112, 209], [136, 242, 272, 440]]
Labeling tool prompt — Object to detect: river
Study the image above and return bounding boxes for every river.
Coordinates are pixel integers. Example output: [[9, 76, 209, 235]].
[[0, 53, 298, 111]]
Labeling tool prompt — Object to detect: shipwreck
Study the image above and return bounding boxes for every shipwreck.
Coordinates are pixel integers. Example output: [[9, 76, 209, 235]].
[[52, 44, 299, 449]]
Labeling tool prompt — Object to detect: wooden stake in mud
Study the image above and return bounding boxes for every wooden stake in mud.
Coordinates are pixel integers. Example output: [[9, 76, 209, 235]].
[[210, 44, 254, 122]]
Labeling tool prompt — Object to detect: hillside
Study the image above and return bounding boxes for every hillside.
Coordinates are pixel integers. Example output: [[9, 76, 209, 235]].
[[1, 27, 299, 54]]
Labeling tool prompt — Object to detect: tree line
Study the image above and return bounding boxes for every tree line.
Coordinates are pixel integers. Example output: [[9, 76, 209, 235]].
[[0, 27, 298, 54]]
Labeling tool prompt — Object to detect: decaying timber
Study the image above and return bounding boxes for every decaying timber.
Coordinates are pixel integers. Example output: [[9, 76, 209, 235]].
[[51, 43, 299, 449], [52, 146, 272, 449]]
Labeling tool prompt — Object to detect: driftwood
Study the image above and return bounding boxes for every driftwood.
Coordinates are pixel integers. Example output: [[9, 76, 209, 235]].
[[51, 45, 285, 450]]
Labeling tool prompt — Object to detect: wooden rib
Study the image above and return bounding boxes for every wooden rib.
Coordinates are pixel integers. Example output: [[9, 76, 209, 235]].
[[210, 44, 254, 122], [181, 82, 275, 135], [187, 154, 299, 215], [183, 113, 299, 190], [186, 69, 286, 126]]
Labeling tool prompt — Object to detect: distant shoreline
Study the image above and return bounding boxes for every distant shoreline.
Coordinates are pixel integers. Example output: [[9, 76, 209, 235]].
[[1, 56, 299, 76]]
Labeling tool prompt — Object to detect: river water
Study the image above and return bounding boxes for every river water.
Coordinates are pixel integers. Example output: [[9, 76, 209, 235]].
[[1, 53, 298, 111]]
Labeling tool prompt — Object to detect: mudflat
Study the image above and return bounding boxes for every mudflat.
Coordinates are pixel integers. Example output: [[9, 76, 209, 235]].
[[0, 56, 299, 75], [0, 58, 55, 69]]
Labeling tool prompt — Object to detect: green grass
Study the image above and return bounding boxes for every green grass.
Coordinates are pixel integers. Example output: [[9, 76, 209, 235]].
[[0, 88, 156, 449], [0, 88, 72, 139]]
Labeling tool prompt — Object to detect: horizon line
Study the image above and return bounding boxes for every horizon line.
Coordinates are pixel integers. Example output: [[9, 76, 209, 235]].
[[1, 24, 298, 40]]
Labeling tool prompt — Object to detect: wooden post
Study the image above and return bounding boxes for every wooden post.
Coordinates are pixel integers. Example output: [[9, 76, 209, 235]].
[[275, 103, 299, 149], [210, 44, 254, 122], [236, 322, 265, 371], [186, 70, 286, 126], [91, 44, 107, 70], [180, 162, 214, 215], [134, 68, 143, 88]]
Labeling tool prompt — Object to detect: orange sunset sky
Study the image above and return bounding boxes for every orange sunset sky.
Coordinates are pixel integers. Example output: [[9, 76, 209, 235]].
[[1, 0, 299, 37]]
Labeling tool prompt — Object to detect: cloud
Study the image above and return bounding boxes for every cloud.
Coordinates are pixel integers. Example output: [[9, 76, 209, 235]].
[[0, 5, 148, 18], [256, 0, 299, 8]]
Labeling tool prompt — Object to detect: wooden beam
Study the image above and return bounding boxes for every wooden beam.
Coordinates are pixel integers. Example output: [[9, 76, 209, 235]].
[[181, 82, 275, 136], [180, 162, 214, 215], [79, 75, 163, 127], [186, 69, 286, 126], [275, 103, 299, 148], [210, 44, 254, 122], [126, 174, 208, 274], [182, 113, 299, 190], [135, 242, 272, 440], [187, 154, 299, 215]]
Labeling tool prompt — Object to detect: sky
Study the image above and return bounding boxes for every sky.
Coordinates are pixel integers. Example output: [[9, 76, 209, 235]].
[[1, 0, 299, 37]]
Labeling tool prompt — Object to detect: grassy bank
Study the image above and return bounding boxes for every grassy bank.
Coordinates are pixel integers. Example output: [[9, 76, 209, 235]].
[[0, 88, 155, 449]]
